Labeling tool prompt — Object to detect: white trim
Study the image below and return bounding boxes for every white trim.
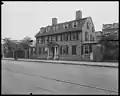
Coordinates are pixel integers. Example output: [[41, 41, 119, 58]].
[[63, 23, 69, 29], [72, 21, 78, 28]]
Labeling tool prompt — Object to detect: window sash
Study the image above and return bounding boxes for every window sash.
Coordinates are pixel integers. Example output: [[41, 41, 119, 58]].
[[72, 22, 78, 28], [72, 45, 76, 55], [84, 45, 89, 54]]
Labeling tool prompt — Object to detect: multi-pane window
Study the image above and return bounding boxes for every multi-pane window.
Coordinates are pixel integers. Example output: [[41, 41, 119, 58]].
[[84, 45, 89, 54], [72, 45, 76, 55], [48, 27, 51, 32], [71, 32, 79, 40], [52, 36, 56, 42], [72, 22, 78, 28], [39, 47, 41, 54], [87, 22, 89, 29], [63, 45, 68, 55], [46, 27, 49, 32], [65, 33, 68, 41], [92, 26, 95, 33], [47, 36, 49, 42], [69, 33, 71, 41], [85, 32, 89, 41], [49, 36, 52, 42], [62, 34, 66, 41], [60, 45, 69, 55], [58, 35, 61, 41], [39, 38, 42, 44], [45, 36, 48, 43]]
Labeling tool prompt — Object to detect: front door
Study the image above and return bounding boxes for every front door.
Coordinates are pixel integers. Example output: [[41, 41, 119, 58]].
[[51, 47, 54, 59]]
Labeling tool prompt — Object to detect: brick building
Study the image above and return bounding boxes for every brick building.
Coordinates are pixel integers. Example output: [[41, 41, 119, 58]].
[[35, 10, 97, 61]]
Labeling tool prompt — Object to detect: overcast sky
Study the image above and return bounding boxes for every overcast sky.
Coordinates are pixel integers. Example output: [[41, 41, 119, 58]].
[[2, 1, 118, 40]]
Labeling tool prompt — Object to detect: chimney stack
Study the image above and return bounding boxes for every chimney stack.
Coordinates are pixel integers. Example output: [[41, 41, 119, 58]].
[[52, 18, 57, 25], [76, 10, 82, 20]]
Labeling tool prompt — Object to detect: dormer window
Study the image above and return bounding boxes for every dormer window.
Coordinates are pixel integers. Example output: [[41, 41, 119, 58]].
[[72, 22, 78, 28], [46, 27, 48, 32], [63, 23, 68, 29], [48, 27, 51, 32]]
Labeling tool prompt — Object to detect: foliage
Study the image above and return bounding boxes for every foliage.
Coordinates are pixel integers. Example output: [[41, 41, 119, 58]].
[[3, 37, 17, 51], [19, 36, 33, 50]]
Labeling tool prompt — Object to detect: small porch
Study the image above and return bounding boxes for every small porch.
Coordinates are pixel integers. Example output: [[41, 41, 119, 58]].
[[46, 42, 59, 60]]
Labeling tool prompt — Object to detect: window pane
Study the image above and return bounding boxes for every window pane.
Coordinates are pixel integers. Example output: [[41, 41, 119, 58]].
[[84, 45, 89, 54], [85, 32, 89, 41], [39, 48, 41, 54], [72, 45, 76, 55], [87, 22, 89, 29]]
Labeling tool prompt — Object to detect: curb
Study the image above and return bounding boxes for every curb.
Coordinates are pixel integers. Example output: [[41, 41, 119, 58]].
[[2, 58, 118, 68]]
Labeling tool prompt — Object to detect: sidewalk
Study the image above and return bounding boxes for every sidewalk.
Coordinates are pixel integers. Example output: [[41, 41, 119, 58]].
[[2, 58, 118, 68]]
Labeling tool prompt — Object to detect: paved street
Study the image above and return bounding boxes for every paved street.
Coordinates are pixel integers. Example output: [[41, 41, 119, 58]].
[[2, 60, 118, 94]]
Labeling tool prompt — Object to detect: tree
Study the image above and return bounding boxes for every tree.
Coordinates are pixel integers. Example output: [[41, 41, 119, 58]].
[[19, 36, 33, 59], [3, 37, 17, 51], [19, 36, 33, 50]]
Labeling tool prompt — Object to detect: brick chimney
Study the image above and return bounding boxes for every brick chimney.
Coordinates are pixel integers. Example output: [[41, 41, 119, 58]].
[[76, 10, 82, 20], [52, 18, 57, 25]]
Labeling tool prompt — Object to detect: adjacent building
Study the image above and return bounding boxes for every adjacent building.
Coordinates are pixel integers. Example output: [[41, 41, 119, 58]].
[[35, 10, 97, 61], [102, 23, 119, 36]]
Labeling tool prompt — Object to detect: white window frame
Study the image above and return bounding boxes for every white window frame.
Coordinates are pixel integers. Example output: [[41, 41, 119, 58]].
[[72, 22, 78, 28], [83, 45, 89, 55], [48, 27, 51, 32], [39, 38, 42, 44], [85, 32, 89, 41], [63, 23, 68, 29], [46, 28, 48, 32]]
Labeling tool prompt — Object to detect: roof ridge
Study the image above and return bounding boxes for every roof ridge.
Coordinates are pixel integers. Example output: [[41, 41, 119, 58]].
[[42, 17, 88, 28]]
